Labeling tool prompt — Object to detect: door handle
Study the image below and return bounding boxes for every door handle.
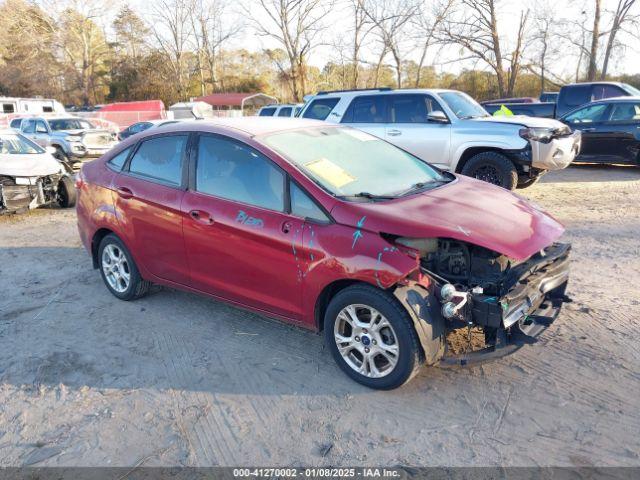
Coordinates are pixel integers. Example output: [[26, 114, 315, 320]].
[[116, 186, 134, 199], [388, 129, 402, 136], [581, 128, 596, 132], [189, 209, 214, 225], [281, 221, 292, 234]]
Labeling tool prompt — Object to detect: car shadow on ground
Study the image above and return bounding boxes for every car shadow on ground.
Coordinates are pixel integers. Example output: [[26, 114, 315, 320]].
[[540, 163, 639, 184], [0, 246, 460, 398]]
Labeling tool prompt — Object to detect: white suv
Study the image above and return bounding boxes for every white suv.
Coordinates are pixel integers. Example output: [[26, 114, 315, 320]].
[[299, 88, 581, 190], [257, 104, 303, 118]]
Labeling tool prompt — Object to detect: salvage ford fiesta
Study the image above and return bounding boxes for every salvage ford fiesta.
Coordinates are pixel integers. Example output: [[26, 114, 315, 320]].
[[76, 118, 570, 389]]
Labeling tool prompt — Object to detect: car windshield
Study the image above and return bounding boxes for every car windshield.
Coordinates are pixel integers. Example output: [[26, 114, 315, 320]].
[[0, 133, 44, 155], [261, 127, 448, 198], [49, 118, 94, 131], [439, 92, 489, 119]]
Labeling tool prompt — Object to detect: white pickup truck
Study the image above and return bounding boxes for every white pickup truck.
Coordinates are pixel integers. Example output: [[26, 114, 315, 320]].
[[299, 88, 582, 189], [11, 116, 119, 171]]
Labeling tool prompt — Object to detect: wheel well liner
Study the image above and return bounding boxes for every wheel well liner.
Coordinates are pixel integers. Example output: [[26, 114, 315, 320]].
[[315, 279, 367, 331], [455, 147, 505, 173], [91, 228, 113, 268]]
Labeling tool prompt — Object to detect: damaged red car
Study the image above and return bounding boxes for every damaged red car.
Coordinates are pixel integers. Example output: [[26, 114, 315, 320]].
[[76, 118, 570, 389]]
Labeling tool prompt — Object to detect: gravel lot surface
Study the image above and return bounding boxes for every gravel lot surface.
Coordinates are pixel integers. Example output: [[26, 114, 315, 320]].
[[0, 165, 639, 467]]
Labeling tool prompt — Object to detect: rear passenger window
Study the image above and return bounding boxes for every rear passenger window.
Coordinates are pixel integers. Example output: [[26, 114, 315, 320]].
[[259, 107, 277, 116], [108, 147, 132, 171], [196, 135, 284, 212], [290, 181, 329, 222], [341, 95, 387, 123], [128, 135, 187, 186], [278, 107, 292, 117], [389, 94, 439, 123], [10, 119, 22, 129], [303, 98, 339, 120]]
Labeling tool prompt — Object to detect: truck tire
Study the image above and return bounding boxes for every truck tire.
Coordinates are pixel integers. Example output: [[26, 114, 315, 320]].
[[57, 176, 77, 208], [324, 284, 424, 390], [461, 152, 518, 190], [517, 176, 540, 189]]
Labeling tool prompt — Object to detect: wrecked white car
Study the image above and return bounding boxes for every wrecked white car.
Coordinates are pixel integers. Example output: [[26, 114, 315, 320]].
[[0, 131, 76, 213]]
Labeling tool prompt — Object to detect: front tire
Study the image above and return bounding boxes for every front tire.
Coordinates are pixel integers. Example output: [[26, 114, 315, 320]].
[[57, 176, 77, 208], [461, 152, 518, 190], [98, 234, 151, 301], [324, 284, 423, 390]]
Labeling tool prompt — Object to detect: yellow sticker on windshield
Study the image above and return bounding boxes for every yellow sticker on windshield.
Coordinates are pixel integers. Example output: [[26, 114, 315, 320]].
[[305, 158, 356, 189]]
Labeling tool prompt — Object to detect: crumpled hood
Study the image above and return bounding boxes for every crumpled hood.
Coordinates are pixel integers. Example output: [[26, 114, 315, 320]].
[[0, 153, 62, 177], [472, 115, 568, 129], [330, 175, 564, 260]]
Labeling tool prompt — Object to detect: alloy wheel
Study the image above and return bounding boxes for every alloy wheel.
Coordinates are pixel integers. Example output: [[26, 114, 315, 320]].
[[101, 244, 131, 293], [334, 304, 399, 378]]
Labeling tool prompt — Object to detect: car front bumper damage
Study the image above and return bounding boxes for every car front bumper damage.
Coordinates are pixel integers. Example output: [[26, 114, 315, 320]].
[[396, 243, 571, 366]]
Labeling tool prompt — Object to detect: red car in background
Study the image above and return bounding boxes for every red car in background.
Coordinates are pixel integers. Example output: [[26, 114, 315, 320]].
[[76, 118, 570, 389]]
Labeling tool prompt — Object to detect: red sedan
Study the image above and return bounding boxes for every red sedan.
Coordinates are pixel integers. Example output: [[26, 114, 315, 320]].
[[76, 118, 570, 389]]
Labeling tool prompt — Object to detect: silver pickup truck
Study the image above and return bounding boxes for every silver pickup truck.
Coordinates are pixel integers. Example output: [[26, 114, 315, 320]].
[[12, 116, 119, 171], [299, 88, 582, 189]]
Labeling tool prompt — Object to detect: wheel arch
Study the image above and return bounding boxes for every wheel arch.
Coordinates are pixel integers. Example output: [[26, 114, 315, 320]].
[[91, 227, 115, 269], [455, 146, 507, 173], [314, 279, 373, 332]]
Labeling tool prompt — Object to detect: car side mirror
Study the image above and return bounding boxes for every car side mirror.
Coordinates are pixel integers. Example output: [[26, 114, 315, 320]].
[[427, 111, 449, 123], [45, 146, 57, 155]]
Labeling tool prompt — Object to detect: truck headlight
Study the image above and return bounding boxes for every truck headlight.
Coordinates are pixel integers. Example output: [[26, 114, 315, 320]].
[[519, 127, 555, 144]]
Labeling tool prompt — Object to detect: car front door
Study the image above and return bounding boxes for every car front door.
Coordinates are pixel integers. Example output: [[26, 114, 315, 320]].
[[593, 102, 640, 164], [385, 93, 451, 166], [340, 95, 388, 140], [181, 133, 306, 320], [562, 103, 611, 161], [112, 133, 191, 285]]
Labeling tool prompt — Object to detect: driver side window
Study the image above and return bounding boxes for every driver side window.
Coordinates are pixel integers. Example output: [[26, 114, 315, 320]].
[[196, 135, 285, 212], [564, 104, 608, 124]]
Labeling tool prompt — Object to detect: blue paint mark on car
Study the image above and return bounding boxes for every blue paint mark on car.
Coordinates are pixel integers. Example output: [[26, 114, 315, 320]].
[[236, 210, 264, 228], [352, 216, 366, 249]]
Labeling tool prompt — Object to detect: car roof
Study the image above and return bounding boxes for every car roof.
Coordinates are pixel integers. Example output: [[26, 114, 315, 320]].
[[137, 117, 329, 138], [589, 95, 640, 104], [312, 88, 460, 98]]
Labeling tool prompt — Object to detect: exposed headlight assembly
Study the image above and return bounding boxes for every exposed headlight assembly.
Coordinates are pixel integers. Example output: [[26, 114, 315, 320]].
[[395, 237, 439, 255]]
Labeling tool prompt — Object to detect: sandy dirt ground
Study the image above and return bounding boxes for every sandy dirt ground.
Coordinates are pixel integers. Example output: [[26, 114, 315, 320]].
[[0, 165, 639, 467]]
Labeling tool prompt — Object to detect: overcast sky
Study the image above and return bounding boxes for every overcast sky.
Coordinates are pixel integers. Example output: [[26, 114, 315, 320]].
[[122, 0, 640, 78]]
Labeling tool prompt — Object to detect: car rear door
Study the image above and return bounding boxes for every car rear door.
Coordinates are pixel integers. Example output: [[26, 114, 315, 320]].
[[111, 132, 191, 285], [385, 93, 451, 165], [181, 133, 306, 320], [339, 95, 388, 139]]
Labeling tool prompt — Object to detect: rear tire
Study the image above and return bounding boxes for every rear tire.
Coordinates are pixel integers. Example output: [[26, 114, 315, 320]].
[[98, 234, 151, 301], [461, 152, 518, 190], [324, 284, 423, 390], [57, 176, 77, 208]]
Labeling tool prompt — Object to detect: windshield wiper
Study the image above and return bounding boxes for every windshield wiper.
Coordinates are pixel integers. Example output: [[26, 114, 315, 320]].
[[395, 180, 448, 197], [338, 191, 398, 200]]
